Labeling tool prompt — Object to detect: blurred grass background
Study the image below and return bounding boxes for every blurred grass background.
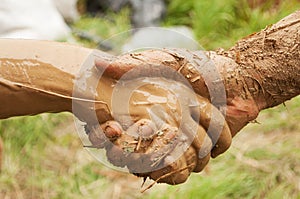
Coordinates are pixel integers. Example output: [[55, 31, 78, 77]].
[[0, 0, 299, 198]]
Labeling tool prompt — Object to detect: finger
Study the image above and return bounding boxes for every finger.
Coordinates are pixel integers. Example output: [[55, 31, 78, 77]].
[[105, 142, 127, 168], [123, 119, 157, 173], [146, 124, 195, 184], [109, 119, 157, 173], [101, 121, 123, 141], [87, 121, 124, 148], [193, 135, 211, 172], [181, 115, 212, 152], [193, 153, 210, 173], [86, 124, 109, 149], [181, 116, 212, 172], [95, 51, 193, 90], [88, 121, 127, 167], [94, 54, 143, 80], [210, 120, 232, 158], [125, 119, 157, 140], [94, 102, 114, 124], [127, 123, 178, 174], [95, 51, 175, 80], [127, 121, 181, 175], [150, 146, 196, 185], [190, 96, 232, 157], [102, 121, 136, 168]]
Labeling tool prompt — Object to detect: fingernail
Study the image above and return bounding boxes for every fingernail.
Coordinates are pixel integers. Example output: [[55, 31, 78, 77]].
[[104, 122, 122, 140], [139, 124, 155, 139]]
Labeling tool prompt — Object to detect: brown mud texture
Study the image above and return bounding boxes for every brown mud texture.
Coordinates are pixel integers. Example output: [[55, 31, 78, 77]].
[[100, 10, 300, 135], [93, 10, 300, 186], [0, 10, 299, 187]]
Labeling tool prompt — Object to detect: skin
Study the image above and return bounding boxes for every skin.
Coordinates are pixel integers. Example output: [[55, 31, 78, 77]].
[[93, 10, 300, 183], [0, 39, 229, 184], [99, 10, 300, 135], [0, 10, 299, 185]]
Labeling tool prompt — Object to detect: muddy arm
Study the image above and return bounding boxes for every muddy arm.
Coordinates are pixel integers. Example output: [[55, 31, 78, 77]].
[[99, 11, 300, 135], [0, 40, 233, 185], [0, 39, 114, 120], [215, 10, 300, 133]]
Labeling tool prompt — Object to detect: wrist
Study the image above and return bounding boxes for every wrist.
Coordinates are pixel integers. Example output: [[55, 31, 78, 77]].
[[208, 52, 262, 135], [222, 11, 300, 110]]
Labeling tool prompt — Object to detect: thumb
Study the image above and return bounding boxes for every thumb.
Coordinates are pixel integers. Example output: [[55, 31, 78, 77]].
[[94, 54, 142, 80], [94, 52, 187, 84]]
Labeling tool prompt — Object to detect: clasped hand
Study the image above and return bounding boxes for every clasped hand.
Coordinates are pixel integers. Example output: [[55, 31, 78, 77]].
[[83, 50, 232, 185]]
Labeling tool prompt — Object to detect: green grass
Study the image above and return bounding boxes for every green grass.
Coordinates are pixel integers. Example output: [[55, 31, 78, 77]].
[[73, 0, 300, 51], [0, 114, 113, 198], [72, 8, 131, 52], [1, 1, 300, 198], [164, 0, 300, 49]]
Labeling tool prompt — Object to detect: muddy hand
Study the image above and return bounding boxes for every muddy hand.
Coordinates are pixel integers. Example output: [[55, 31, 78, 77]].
[[95, 51, 233, 156], [87, 65, 231, 185], [95, 49, 266, 136], [87, 97, 231, 184]]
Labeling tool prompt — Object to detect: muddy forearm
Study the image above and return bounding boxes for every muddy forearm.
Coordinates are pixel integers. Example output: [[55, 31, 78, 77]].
[[204, 11, 300, 134], [162, 11, 300, 134], [0, 59, 74, 118], [0, 39, 113, 119], [219, 10, 300, 110]]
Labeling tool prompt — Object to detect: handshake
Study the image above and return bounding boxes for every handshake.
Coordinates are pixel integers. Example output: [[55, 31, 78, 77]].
[[79, 48, 259, 185], [1, 10, 298, 187], [85, 10, 300, 183]]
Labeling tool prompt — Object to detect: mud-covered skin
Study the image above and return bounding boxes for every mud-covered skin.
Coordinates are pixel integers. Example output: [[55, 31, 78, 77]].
[[0, 44, 241, 185], [0, 40, 115, 124], [216, 11, 300, 134], [98, 11, 300, 135], [0, 39, 230, 185], [0, 11, 299, 186], [86, 77, 232, 184], [92, 11, 300, 185], [220, 10, 300, 109], [86, 119, 211, 184]]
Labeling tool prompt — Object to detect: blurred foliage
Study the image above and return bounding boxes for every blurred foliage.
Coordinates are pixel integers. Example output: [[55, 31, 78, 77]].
[[73, 0, 300, 50], [0, 1, 300, 198], [73, 8, 131, 50], [164, 0, 300, 49]]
